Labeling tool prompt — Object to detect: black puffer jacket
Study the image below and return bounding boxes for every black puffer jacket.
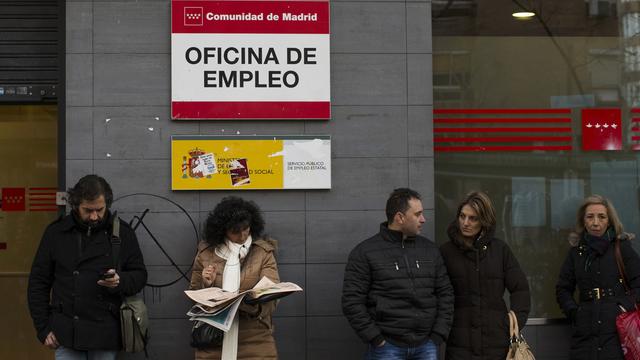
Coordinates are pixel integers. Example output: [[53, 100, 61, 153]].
[[556, 233, 640, 360], [342, 223, 454, 347], [28, 211, 147, 350], [440, 223, 530, 360]]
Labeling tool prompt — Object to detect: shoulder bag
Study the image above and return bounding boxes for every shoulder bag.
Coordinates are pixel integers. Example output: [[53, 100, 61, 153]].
[[614, 236, 640, 360], [190, 321, 224, 349], [506, 310, 535, 360], [111, 214, 150, 355]]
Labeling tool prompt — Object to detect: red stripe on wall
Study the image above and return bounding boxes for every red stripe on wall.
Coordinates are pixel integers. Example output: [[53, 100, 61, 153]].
[[434, 118, 571, 124], [434, 127, 572, 133], [434, 108, 571, 115], [435, 145, 572, 152], [29, 209, 59, 212], [434, 136, 572, 143], [172, 101, 330, 119]]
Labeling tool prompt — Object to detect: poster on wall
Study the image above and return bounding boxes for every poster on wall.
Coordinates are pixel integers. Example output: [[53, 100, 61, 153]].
[[171, 135, 331, 190], [171, 0, 330, 120]]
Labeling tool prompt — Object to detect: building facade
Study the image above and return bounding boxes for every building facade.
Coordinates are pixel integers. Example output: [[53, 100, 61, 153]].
[[7, 0, 639, 359]]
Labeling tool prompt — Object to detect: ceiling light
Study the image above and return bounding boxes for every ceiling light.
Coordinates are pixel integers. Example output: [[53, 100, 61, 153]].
[[512, 11, 535, 19]]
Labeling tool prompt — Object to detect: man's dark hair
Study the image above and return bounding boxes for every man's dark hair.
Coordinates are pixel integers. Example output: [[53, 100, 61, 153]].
[[204, 196, 265, 246], [67, 174, 113, 209], [385, 188, 421, 223]]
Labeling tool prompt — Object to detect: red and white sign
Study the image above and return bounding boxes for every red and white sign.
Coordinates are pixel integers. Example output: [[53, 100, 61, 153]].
[[581, 108, 622, 151], [433, 108, 573, 152], [171, 0, 330, 119], [28, 187, 58, 212], [0, 187, 59, 212], [1, 188, 25, 212]]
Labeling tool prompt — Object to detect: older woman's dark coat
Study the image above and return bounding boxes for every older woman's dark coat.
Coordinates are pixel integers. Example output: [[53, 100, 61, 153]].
[[439, 225, 531, 360], [556, 235, 640, 360]]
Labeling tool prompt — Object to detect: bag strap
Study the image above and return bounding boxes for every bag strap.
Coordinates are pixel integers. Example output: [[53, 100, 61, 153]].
[[110, 211, 122, 273], [615, 236, 631, 294], [508, 310, 519, 338]]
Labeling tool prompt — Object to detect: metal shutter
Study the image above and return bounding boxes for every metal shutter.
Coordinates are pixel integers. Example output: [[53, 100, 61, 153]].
[[0, 0, 62, 102]]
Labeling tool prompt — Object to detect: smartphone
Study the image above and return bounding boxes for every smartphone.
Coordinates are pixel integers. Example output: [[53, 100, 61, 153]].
[[100, 272, 115, 280]]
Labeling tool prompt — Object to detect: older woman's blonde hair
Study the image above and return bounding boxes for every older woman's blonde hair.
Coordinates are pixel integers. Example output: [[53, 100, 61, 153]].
[[576, 194, 624, 236], [456, 191, 497, 235]]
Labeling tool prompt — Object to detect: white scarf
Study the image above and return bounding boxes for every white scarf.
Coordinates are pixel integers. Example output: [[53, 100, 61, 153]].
[[215, 235, 252, 360]]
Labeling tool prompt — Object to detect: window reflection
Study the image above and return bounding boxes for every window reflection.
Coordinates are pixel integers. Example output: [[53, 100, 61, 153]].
[[433, 0, 640, 318]]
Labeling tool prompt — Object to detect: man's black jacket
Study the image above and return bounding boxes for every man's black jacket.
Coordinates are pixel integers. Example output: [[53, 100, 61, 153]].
[[342, 222, 454, 347], [27, 211, 147, 350]]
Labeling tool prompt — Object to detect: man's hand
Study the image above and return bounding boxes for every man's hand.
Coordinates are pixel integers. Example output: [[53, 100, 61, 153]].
[[44, 331, 59, 349], [97, 269, 120, 288], [202, 264, 217, 287]]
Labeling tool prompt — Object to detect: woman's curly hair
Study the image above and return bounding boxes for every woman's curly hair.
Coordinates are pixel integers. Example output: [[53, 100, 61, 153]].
[[204, 196, 265, 246]]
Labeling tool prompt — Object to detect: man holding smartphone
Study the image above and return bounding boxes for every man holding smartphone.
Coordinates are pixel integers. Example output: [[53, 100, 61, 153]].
[[27, 174, 147, 360]]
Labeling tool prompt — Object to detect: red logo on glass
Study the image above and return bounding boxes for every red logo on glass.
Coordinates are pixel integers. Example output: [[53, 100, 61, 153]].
[[184, 7, 203, 26], [1, 187, 26, 212], [581, 108, 622, 151]]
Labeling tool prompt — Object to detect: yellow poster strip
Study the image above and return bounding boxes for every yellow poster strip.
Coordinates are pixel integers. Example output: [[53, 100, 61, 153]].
[[172, 136, 284, 190]]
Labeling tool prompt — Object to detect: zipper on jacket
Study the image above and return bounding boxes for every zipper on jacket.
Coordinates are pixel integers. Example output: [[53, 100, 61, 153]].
[[475, 249, 480, 272], [87, 226, 92, 237], [395, 262, 399, 270], [416, 260, 420, 269], [474, 234, 482, 271], [403, 255, 414, 278]]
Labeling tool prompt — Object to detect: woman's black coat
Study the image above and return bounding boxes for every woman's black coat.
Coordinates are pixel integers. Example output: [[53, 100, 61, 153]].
[[440, 224, 531, 360], [556, 234, 640, 360]]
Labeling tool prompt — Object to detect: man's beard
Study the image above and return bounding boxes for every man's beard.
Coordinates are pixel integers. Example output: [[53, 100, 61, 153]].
[[84, 217, 104, 227]]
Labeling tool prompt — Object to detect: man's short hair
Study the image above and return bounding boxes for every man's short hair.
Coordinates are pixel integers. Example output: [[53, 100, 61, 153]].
[[385, 188, 421, 223], [67, 174, 113, 209]]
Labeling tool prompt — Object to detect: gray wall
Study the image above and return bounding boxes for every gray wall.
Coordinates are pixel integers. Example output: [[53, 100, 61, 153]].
[[65, 0, 571, 359]]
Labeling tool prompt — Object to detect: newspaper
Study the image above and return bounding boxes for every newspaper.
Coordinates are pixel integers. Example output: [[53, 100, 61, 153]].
[[246, 276, 303, 300], [190, 296, 244, 332], [186, 276, 302, 332], [184, 287, 240, 310]]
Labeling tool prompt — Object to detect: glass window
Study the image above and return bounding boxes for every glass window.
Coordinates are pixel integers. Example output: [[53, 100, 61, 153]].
[[433, 0, 640, 318], [0, 104, 58, 358]]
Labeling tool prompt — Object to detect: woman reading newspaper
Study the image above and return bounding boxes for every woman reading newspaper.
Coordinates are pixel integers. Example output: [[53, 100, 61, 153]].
[[190, 196, 280, 360]]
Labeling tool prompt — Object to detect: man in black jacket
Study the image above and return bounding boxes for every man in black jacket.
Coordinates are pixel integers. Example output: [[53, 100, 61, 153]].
[[342, 188, 454, 360], [27, 174, 147, 360]]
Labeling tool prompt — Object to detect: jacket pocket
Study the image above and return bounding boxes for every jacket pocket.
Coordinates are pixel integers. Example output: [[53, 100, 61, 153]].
[[414, 259, 433, 268], [413, 259, 435, 276], [375, 298, 387, 321], [371, 261, 402, 282], [372, 261, 401, 271]]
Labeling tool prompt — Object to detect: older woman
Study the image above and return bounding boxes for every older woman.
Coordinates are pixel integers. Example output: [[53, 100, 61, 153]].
[[440, 191, 530, 360], [556, 195, 640, 359], [189, 196, 279, 360]]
